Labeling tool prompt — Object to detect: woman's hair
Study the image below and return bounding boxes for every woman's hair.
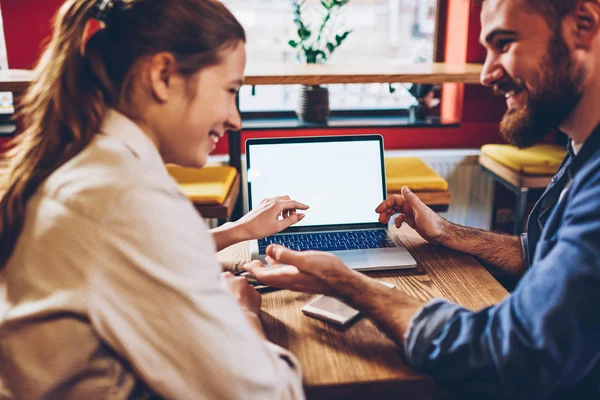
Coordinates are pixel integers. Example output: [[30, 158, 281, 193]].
[[0, 0, 245, 267]]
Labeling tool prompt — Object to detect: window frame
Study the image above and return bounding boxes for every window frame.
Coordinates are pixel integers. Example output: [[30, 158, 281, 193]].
[[233, 0, 446, 120]]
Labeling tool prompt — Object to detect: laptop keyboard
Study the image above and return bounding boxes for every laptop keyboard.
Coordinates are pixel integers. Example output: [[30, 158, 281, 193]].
[[258, 229, 397, 254]]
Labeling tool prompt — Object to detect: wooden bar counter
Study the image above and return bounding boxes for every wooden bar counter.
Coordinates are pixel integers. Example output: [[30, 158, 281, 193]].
[[244, 63, 482, 86], [0, 63, 483, 92], [0, 69, 33, 93], [217, 224, 508, 400]]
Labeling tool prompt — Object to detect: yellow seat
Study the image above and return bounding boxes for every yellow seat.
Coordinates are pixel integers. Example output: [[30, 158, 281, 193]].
[[385, 157, 450, 211], [479, 143, 567, 235], [167, 165, 237, 204], [481, 144, 566, 176], [167, 164, 240, 221], [385, 157, 449, 192]]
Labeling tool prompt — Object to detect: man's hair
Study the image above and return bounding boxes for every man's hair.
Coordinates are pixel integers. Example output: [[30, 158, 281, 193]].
[[476, 0, 579, 29]]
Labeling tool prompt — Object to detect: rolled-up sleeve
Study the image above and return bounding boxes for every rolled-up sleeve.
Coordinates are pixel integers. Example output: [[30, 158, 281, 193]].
[[403, 167, 600, 399]]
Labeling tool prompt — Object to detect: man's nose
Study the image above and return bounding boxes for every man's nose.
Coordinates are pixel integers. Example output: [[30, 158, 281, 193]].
[[480, 56, 505, 87]]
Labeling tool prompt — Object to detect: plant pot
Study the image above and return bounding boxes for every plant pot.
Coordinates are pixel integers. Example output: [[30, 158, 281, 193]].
[[296, 85, 330, 123], [409, 102, 430, 121]]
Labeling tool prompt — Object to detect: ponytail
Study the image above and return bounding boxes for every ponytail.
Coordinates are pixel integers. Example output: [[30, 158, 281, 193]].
[[0, 0, 245, 268], [0, 0, 108, 266]]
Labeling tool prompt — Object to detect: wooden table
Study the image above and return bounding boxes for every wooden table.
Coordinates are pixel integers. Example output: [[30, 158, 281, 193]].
[[217, 224, 508, 399]]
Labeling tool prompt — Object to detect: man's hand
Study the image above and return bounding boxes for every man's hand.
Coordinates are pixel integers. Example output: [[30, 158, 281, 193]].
[[244, 244, 360, 296], [377, 187, 526, 275], [245, 244, 425, 347], [376, 186, 448, 245], [236, 196, 309, 240]]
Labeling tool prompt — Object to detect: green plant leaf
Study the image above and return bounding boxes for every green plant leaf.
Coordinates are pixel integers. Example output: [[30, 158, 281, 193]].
[[290, 0, 350, 64], [298, 27, 311, 40], [335, 30, 352, 45], [320, 1, 329, 9], [333, 0, 350, 6]]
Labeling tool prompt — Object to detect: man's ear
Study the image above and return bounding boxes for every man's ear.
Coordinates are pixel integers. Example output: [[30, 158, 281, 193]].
[[147, 52, 178, 103], [570, 0, 600, 50]]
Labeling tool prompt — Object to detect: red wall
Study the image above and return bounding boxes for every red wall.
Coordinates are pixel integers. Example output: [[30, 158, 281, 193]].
[[2, 0, 64, 70], [1, 0, 508, 154]]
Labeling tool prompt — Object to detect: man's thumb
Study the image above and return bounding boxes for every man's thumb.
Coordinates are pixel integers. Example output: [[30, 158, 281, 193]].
[[402, 186, 423, 208], [266, 244, 304, 266]]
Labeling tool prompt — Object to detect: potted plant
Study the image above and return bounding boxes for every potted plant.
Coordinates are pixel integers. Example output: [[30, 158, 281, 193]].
[[288, 0, 352, 123], [408, 84, 437, 121]]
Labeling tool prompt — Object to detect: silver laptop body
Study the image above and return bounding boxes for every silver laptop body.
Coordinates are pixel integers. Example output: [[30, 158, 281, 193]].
[[246, 135, 417, 271]]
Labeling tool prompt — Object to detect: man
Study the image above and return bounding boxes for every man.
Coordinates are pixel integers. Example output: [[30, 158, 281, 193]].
[[245, 0, 600, 398]]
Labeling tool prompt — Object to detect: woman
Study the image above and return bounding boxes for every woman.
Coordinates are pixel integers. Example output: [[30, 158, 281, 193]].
[[0, 0, 307, 398]]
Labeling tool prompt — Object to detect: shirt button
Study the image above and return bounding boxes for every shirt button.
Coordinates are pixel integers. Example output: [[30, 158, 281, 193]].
[[551, 176, 557, 183]]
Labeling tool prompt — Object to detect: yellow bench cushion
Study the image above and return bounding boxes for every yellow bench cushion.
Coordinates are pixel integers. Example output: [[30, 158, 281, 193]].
[[167, 165, 237, 205], [385, 157, 449, 192], [481, 144, 567, 176]]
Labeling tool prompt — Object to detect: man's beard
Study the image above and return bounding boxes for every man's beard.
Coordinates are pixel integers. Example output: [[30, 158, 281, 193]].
[[496, 32, 584, 148]]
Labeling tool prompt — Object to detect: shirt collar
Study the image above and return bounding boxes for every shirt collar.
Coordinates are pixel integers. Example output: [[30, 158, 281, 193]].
[[568, 123, 600, 174], [99, 109, 165, 167]]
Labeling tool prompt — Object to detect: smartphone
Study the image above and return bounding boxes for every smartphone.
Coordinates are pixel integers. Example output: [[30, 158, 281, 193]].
[[301, 296, 361, 326], [301, 280, 396, 326]]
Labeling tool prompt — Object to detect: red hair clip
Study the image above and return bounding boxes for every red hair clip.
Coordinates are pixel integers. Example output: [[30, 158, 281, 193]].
[[80, 0, 121, 56], [80, 18, 104, 56]]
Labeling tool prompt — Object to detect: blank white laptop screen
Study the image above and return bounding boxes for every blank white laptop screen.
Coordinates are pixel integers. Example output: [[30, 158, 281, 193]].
[[247, 138, 385, 228]]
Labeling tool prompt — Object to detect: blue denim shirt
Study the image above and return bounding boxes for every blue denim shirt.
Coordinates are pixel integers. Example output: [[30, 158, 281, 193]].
[[404, 127, 600, 399]]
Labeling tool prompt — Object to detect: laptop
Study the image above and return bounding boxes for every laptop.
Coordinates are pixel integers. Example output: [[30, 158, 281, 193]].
[[246, 134, 417, 271]]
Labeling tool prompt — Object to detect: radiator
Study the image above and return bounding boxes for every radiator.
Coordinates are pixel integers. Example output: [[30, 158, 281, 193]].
[[386, 149, 494, 230]]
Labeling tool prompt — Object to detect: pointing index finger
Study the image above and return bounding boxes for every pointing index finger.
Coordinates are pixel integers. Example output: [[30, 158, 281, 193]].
[[277, 200, 309, 211], [375, 195, 407, 213]]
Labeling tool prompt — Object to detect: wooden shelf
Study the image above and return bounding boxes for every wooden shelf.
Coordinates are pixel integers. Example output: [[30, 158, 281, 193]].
[[1, 63, 482, 93], [0, 69, 33, 93], [243, 62, 483, 86]]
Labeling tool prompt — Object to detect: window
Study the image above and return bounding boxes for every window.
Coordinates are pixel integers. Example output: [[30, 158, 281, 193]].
[[222, 0, 439, 113], [0, 6, 13, 116]]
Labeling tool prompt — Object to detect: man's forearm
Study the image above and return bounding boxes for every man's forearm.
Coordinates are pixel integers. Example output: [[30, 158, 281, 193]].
[[439, 221, 525, 276], [336, 272, 424, 347]]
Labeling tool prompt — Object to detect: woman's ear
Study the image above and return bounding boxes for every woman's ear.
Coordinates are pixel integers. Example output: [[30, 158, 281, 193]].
[[147, 52, 178, 103], [570, 0, 600, 50]]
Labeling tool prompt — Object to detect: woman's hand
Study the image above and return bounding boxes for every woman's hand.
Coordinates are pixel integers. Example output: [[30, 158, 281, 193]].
[[210, 196, 309, 252], [221, 271, 262, 314], [221, 271, 265, 338], [236, 196, 309, 240]]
